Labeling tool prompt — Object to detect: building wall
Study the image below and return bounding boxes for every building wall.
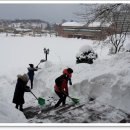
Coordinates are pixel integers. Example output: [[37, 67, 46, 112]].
[[112, 12, 130, 33], [55, 25, 108, 40]]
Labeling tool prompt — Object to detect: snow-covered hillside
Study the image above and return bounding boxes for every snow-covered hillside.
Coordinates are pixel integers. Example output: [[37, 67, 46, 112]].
[[0, 33, 130, 124]]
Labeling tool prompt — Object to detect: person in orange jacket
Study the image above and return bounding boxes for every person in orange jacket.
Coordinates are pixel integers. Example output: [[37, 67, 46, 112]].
[[54, 68, 73, 108]]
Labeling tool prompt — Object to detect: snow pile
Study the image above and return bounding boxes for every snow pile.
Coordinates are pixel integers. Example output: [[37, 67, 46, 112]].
[[0, 101, 27, 123], [0, 33, 130, 123], [71, 52, 130, 113], [0, 77, 27, 123], [79, 45, 94, 54], [0, 35, 93, 123], [125, 43, 130, 51], [33, 52, 130, 114]]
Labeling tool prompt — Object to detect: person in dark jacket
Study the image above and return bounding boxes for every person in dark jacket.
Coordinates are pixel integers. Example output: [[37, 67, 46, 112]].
[[54, 68, 73, 108], [12, 74, 30, 112], [27, 64, 38, 89]]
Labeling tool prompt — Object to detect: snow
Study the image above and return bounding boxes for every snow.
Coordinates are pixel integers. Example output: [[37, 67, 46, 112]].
[[61, 21, 110, 27], [87, 22, 111, 27], [15, 28, 32, 31], [0, 32, 130, 124], [125, 41, 130, 51], [62, 21, 85, 27], [79, 45, 94, 53]]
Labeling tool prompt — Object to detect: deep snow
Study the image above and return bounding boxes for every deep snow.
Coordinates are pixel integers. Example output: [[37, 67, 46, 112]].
[[0, 33, 130, 124]]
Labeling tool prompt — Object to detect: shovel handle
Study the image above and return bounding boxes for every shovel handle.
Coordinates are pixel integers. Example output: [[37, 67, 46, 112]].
[[30, 91, 38, 100], [60, 90, 70, 98], [67, 95, 72, 99], [36, 62, 41, 67]]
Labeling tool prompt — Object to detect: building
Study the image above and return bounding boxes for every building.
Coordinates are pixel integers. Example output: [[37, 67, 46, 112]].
[[55, 21, 111, 40], [111, 12, 130, 33]]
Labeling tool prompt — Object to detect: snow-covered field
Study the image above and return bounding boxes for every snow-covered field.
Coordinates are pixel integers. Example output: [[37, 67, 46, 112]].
[[0, 33, 130, 124]]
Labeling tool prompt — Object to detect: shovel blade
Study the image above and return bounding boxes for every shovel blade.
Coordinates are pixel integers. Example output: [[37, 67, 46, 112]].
[[71, 98, 80, 104], [40, 59, 46, 63], [38, 97, 45, 106]]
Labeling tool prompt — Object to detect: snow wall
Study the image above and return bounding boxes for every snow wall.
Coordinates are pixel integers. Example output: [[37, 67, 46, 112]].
[[34, 52, 130, 114]]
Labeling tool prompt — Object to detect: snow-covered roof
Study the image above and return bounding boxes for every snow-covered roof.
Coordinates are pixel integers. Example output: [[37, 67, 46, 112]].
[[61, 21, 110, 27], [15, 28, 32, 31], [87, 22, 111, 27], [62, 22, 85, 27]]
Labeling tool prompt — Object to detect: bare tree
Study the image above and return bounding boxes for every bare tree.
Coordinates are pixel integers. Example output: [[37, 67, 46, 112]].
[[79, 4, 130, 54], [106, 10, 130, 53]]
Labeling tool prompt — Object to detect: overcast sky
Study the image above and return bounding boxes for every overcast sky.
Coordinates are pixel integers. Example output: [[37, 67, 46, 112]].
[[0, 4, 85, 23]]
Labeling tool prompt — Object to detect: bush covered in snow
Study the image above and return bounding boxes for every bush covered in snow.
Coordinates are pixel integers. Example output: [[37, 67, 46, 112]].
[[76, 45, 98, 64]]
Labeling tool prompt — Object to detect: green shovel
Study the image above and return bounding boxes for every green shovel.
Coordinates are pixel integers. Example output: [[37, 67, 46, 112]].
[[68, 95, 80, 104], [30, 91, 45, 106], [61, 90, 80, 104]]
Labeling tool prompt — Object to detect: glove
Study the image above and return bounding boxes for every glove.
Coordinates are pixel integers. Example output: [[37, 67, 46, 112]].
[[25, 86, 31, 92], [69, 78, 72, 85], [61, 90, 68, 96], [64, 91, 69, 96], [69, 81, 72, 85], [66, 91, 69, 96]]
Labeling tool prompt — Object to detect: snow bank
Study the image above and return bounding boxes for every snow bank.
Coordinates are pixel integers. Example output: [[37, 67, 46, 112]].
[[0, 77, 27, 123], [0, 33, 130, 123], [70, 52, 130, 113], [24, 52, 130, 123], [30, 51, 130, 114], [0, 101, 27, 123], [125, 43, 130, 51]]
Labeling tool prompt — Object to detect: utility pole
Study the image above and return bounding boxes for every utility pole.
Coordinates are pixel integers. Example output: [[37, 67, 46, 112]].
[[43, 48, 49, 61]]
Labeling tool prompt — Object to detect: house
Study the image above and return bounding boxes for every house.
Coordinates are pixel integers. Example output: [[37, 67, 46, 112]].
[[55, 21, 111, 40]]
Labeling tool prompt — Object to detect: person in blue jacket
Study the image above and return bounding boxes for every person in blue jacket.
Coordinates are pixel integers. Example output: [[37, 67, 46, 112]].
[[27, 64, 38, 89]]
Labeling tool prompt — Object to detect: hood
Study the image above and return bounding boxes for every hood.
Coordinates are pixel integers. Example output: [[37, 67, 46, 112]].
[[63, 69, 72, 78], [17, 74, 29, 82]]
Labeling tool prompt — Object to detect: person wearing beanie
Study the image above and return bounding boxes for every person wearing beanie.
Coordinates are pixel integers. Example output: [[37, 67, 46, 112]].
[[54, 68, 73, 108], [12, 74, 30, 112], [27, 64, 38, 89]]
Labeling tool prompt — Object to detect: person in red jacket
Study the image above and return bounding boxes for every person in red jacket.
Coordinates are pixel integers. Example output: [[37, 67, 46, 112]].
[[54, 68, 73, 108]]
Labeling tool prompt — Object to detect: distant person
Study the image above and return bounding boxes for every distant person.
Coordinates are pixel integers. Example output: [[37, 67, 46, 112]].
[[12, 74, 30, 112], [54, 68, 73, 108], [27, 64, 38, 89]]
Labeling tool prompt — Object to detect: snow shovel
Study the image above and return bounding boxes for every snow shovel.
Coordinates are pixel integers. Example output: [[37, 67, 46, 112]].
[[68, 95, 80, 104], [30, 91, 45, 106], [61, 90, 79, 104], [36, 59, 46, 67]]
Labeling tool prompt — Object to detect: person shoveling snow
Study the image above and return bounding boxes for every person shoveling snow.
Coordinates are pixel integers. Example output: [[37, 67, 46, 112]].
[[12, 74, 31, 112], [54, 68, 79, 108], [27, 59, 46, 89]]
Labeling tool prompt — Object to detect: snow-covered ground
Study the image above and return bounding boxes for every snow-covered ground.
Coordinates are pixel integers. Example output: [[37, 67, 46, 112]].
[[0, 33, 130, 124]]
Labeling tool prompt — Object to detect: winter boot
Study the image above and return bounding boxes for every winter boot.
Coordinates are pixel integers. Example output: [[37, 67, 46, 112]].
[[15, 104, 19, 109], [19, 105, 23, 112], [54, 103, 60, 108]]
